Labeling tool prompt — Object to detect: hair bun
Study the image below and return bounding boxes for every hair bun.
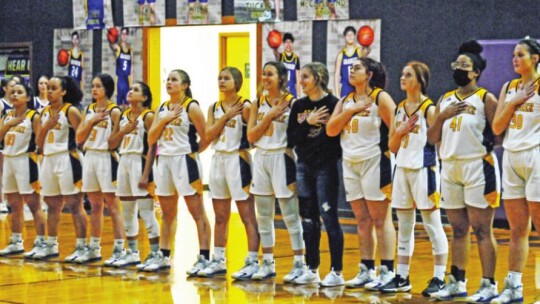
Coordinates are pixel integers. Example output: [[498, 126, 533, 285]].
[[459, 40, 483, 55]]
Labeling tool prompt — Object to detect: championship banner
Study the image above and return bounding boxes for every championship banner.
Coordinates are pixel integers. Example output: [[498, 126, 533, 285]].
[[296, 0, 349, 21], [177, 0, 222, 25], [234, 0, 284, 23], [73, 0, 114, 30], [124, 0, 166, 27]]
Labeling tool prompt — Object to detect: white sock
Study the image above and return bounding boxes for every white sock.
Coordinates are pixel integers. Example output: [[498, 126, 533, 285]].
[[47, 236, 58, 245], [89, 237, 101, 248], [248, 251, 258, 262], [214, 247, 225, 260], [294, 255, 304, 263], [262, 253, 274, 261], [397, 263, 410, 278], [508, 271, 522, 286], [434, 265, 446, 280], [76, 238, 86, 247], [113, 239, 125, 251], [36, 235, 45, 242], [12, 233, 23, 242]]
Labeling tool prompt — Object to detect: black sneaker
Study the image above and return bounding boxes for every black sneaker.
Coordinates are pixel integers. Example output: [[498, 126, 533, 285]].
[[379, 275, 411, 293], [422, 277, 445, 297]]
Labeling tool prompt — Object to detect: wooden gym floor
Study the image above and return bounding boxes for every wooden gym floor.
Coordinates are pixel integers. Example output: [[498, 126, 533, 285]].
[[0, 193, 539, 304]]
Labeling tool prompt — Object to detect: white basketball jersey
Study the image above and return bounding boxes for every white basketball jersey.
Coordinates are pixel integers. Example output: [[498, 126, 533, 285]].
[[340, 88, 386, 162], [42, 103, 77, 155], [118, 108, 152, 155], [3, 109, 37, 156], [395, 99, 437, 169], [439, 88, 494, 160], [157, 99, 199, 156], [502, 78, 540, 152], [83, 102, 118, 151], [254, 93, 294, 150], [211, 97, 250, 152]]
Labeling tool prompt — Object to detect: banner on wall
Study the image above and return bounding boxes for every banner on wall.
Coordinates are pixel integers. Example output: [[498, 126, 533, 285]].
[[101, 27, 144, 106], [234, 0, 284, 23], [177, 0, 222, 25], [53, 29, 93, 105], [296, 0, 349, 21], [124, 0, 166, 27], [0, 47, 31, 82], [262, 22, 313, 98], [327, 20, 381, 98], [73, 0, 114, 30]]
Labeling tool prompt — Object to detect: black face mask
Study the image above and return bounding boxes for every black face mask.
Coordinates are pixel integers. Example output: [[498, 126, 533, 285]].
[[453, 69, 472, 87]]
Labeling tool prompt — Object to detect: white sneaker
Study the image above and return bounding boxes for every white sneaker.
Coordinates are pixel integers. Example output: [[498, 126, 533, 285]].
[[252, 259, 276, 280], [321, 269, 345, 287], [32, 242, 59, 260], [0, 201, 8, 213], [295, 269, 321, 285], [74, 245, 102, 264], [64, 244, 87, 263], [136, 251, 158, 271], [112, 249, 140, 268], [283, 260, 306, 283], [431, 275, 468, 300], [197, 256, 226, 277], [0, 240, 24, 256], [23, 239, 46, 259], [232, 258, 260, 280], [141, 251, 170, 272], [186, 254, 209, 277], [466, 278, 498, 303], [104, 248, 126, 267], [258, 10, 272, 22], [365, 265, 395, 291], [345, 263, 375, 288], [490, 278, 523, 304]]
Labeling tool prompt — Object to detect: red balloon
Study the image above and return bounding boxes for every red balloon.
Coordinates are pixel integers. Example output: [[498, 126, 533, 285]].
[[357, 25, 374, 47], [57, 49, 69, 67], [107, 27, 119, 44], [267, 30, 282, 49]]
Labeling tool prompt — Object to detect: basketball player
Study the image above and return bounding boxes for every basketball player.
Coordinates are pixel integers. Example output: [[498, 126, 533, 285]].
[[75, 74, 126, 265], [197, 67, 260, 279], [85, 0, 106, 30], [334, 26, 370, 98], [33, 75, 50, 112], [107, 81, 161, 268], [327, 57, 396, 291], [314, 0, 337, 20], [109, 28, 133, 108], [287, 62, 345, 287], [0, 82, 47, 257], [68, 31, 84, 89], [147, 69, 212, 272], [428, 40, 500, 302], [187, 0, 209, 24], [247, 61, 305, 282], [138, 0, 156, 26], [490, 38, 540, 304], [272, 33, 301, 98], [32, 76, 88, 261], [381, 61, 448, 295]]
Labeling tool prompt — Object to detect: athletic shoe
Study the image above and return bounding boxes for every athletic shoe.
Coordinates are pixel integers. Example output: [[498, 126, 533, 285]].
[[365, 265, 395, 291], [186, 255, 209, 277], [112, 249, 140, 268], [422, 277, 446, 297], [379, 275, 412, 293], [466, 278, 498, 303], [294, 269, 321, 285], [321, 269, 345, 287], [431, 275, 468, 300], [251, 259, 276, 280], [0, 240, 24, 256], [32, 242, 59, 260], [345, 263, 376, 288], [232, 258, 260, 281], [258, 10, 272, 22], [23, 239, 46, 259], [197, 256, 227, 277], [283, 260, 305, 283], [74, 245, 102, 264], [104, 248, 126, 267], [0, 201, 8, 213], [321, 285, 345, 300], [141, 251, 170, 272], [283, 284, 319, 298], [136, 251, 158, 271], [64, 245, 87, 263], [490, 278, 523, 304]]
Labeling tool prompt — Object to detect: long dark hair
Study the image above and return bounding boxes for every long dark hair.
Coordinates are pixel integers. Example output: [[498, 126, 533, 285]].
[[52, 76, 83, 106], [135, 81, 153, 108], [93, 73, 115, 100], [12, 82, 34, 110], [358, 57, 387, 89], [263, 61, 288, 92]]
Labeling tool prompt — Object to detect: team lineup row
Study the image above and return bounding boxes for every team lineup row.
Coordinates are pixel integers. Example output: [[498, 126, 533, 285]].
[[0, 37, 538, 304]]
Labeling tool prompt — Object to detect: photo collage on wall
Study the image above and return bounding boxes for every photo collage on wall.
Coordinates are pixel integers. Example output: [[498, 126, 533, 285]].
[[124, 0, 166, 27], [177, 0, 222, 25]]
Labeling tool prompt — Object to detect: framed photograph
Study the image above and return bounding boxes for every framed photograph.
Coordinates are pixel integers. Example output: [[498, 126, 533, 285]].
[[0, 42, 32, 84], [124, 0, 166, 27]]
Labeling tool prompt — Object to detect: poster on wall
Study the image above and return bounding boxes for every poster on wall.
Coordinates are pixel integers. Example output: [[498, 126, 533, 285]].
[[124, 0, 166, 27], [234, 0, 284, 23], [177, 0, 221, 25], [73, 0, 114, 30], [0, 43, 32, 84], [53, 29, 93, 104], [101, 27, 144, 106], [296, 0, 349, 21], [327, 20, 381, 98], [262, 21, 313, 98]]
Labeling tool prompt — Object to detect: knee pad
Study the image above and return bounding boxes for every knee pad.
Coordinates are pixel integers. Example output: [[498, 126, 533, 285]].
[[397, 209, 416, 256], [255, 196, 275, 248], [279, 197, 304, 250], [122, 200, 139, 237], [137, 198, 160, 239], [421, 209, 449, 255]]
